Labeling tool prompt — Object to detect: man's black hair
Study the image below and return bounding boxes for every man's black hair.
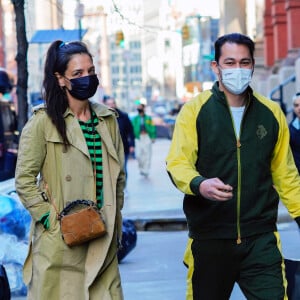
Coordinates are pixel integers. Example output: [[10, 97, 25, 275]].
[[214, 33, 255, 63]]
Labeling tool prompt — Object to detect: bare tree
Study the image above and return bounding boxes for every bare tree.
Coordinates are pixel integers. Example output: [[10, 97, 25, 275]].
[[11, 0, 28, 133]]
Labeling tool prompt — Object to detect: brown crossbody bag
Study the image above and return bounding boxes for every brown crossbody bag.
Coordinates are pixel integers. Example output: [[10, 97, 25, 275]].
[[48, 125, 107, 247], [57, 198, 106, 247]]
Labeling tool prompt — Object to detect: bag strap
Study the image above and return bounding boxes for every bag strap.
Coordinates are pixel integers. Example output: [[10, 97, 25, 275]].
[[91, 110, 98, 204], [60, 199, 97, 217]]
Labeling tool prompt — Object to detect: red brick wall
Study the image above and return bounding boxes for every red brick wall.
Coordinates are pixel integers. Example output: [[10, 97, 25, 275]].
[[264, 0, 300, 67], [272, 0, 288, 61], [264, 0, 275, 66], [286, 0, 300, 50]]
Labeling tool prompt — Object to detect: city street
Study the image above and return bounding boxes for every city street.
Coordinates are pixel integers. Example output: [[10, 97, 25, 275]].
[[10, 138, 300, 299]]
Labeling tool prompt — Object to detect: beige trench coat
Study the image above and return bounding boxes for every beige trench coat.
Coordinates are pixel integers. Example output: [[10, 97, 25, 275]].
[[15, 102, 125, 300]]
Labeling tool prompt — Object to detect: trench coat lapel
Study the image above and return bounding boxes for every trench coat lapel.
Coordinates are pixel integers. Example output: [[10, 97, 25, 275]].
[[96, 118, 119, 163], [66, 116, 90, 157]]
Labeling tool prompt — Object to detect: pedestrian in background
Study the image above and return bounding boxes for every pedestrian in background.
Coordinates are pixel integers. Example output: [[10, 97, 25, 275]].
[[15, 40, 125, 300], [166, 32, 300, 299], [103, 95, 135, 180], [131, 103, 156, 177], [289, 92, 300, 173]]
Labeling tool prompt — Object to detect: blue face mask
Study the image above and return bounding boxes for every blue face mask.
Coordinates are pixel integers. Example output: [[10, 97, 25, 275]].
[[220, 68, 252, 95], [67, 74, 99, 100]]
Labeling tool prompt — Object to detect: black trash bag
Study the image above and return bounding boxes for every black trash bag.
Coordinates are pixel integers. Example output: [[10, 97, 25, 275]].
[[0, 264, 11, 300], [118, 219, 137, 262], [285, 258, 300, 300]]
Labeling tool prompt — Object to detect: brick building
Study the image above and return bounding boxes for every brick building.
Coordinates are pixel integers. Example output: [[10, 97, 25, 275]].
[[264, 0, 300, 68]]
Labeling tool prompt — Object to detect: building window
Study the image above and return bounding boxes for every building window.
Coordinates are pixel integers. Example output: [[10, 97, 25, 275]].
[[111, 66, 119, 74], [112, 79, 118, 87], [131, 65, 141, 73], [129, 41, 141, 49]]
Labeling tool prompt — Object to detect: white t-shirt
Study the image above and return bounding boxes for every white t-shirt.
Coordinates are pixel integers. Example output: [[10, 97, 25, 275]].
[[230, 106, 245, 137]]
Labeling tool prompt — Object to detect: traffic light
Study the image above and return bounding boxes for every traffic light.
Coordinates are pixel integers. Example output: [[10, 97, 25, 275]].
[[181, 24, 190, 41], [115, 30, 124, 47]]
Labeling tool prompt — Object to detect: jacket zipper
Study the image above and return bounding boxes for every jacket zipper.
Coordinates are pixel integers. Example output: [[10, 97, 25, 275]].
[[228, 106, 244, 245], [236, 139, 242, 244], [236, 97, 250, 244]]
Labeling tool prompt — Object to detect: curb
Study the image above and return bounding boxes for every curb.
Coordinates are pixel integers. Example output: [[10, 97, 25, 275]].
[[125, 210, 293, 232], [123, 210, 187, 231], [277, 213, 293, 224], [133, 217, 187, 231]]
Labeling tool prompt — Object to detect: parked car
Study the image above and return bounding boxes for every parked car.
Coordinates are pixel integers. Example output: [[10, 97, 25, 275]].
[[151, 116, 168, 139]]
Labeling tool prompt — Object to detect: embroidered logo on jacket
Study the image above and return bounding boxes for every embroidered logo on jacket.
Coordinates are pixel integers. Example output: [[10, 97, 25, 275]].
[[256, 125, 267, 140]]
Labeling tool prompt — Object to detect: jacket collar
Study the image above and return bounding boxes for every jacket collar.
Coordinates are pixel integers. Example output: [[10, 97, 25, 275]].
[[33, 101, 116, 119], [212, 81, 253, 107], [62, 101, 116, 119]]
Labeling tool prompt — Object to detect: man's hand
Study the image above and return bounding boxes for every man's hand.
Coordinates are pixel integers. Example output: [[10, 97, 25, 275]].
[[199, 178, 233, 201]]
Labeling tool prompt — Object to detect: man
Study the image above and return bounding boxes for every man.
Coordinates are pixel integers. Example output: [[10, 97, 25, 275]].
[[103, 95, 135, 179], [289, 92, 300, 173], [131, 103, 156, 177], [166, 33, 300, 299]]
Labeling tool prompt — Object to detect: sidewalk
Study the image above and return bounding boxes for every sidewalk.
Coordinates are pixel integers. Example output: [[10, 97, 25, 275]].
[[123, 138, 185, 230], [0, 138, 293, 230], [123, 138, 293, 230]]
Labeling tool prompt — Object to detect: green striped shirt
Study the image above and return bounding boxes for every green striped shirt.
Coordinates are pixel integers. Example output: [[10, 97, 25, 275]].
[[78, 111, 103, 208]]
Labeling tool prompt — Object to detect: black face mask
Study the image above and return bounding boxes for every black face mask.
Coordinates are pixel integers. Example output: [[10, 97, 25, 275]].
[[137, 108, 144, 114], [67, 74, 99, 101]]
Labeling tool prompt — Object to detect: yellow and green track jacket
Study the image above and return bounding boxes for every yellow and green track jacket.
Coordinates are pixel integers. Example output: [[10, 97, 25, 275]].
[[131, 114, 156, 139], [166, 82, 300, 241]]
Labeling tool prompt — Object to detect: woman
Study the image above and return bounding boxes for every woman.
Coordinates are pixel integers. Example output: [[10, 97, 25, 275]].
[[15, 40, 125, 299]]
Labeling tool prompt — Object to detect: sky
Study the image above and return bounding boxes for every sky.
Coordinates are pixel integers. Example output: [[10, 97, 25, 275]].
[[172, 0, 220, 18]]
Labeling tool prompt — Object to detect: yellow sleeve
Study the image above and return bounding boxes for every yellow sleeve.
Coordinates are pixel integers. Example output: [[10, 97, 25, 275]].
[[166, 96, 205, 195], [271, 103, 300, 219]]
